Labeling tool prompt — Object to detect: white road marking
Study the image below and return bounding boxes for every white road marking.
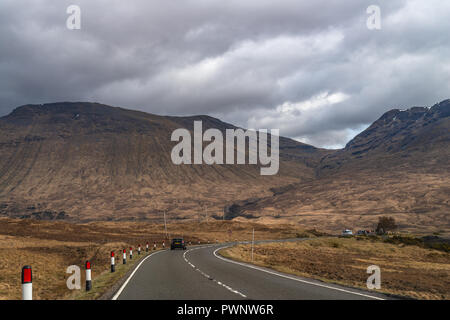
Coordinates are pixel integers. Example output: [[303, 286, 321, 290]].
[[112, 250, 165, 300], [183, 247, 247, 298], [213, 246, 385, 300]]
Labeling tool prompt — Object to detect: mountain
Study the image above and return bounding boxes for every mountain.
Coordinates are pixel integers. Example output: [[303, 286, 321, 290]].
[[225, 100, 450, 233], [0, 100, 448, 233], [0, 102, 326, 222], [318, 99, 450, 175]]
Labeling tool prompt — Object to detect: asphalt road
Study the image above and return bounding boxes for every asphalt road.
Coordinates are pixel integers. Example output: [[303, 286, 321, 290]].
[[114, 242, 391, 300]]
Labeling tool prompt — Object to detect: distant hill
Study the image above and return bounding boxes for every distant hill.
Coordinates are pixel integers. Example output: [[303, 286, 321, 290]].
[[318, 99, 450, 175], [226, 100, 450, 233], [0, 100, 448, 233], [0, 102, 325, 222]]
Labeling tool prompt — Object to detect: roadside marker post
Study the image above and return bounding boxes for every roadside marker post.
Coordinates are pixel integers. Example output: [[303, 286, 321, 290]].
[[21, 266, 32, 300], [146, 242, 149, 252], [85, 261, 92, 291], [153, 241, 156, 250], [130, 247, 133, 260], [111, 251, 115, 273], [138, 244, 141, 255], [123, 248, 127, 264], [162, 241, 165, 249]]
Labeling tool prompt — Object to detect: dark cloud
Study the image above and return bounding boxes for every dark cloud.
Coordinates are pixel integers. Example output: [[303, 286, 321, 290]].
[[0, 0, 449, 148]]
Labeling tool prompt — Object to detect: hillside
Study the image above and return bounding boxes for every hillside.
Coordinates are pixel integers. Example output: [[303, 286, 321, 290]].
[[318, 99, 450, 175], [0, 100, 448, 233], [0, 102, 326, 222], [227, 100, 450, 233]]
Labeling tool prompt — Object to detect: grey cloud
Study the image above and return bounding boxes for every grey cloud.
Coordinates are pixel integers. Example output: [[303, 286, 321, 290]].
[[0, 0, 449, 148]]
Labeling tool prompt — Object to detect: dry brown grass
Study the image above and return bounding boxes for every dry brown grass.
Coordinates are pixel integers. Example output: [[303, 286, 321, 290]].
[[221, 237, 450, 300], [0, 217, 307, 300], [236, 172, 450, 235], [0, 235, 130, 300]]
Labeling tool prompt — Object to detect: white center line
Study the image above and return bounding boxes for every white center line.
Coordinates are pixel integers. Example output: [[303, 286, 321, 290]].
[[183, 246, 247, 298]]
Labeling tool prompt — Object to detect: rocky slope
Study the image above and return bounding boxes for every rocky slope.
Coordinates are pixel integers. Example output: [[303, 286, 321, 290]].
[[318, 99, 450, 175], [0, 102, 325, 222], [229, 100, 450, 233], [0, 100, 448, 233]]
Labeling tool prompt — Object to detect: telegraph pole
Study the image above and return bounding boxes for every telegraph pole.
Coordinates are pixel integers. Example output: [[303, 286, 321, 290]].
[[164, 210, 168, 239], [251, 228, 255, 262]]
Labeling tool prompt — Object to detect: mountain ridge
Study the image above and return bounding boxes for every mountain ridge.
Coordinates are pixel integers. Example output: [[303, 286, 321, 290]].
[[0, 100, 448, 232], [218, 99, 450, 232], [0, 101, 322, 222]]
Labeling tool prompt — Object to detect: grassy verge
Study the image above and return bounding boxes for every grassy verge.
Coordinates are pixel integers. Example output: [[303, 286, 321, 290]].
[[70, 249, 159, 300], [0, 217, 311, 299], [220, 236, 450, 300]]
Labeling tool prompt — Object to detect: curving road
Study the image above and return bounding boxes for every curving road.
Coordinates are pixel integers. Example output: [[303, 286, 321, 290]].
[[113, 243, 391, 300]]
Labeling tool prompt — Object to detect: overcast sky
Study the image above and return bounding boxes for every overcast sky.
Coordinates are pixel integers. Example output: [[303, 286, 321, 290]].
[[1, 1, 449, 148]]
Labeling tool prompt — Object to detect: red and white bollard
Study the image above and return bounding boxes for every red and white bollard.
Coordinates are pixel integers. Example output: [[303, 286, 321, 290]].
[[21, 265, 32, 300], [85, 261, 92, 291], [123, 248, 127, 264], [130, 247, 133, 260], [138, 244, 141, 255], [146, 242, 149, 252], [111, 251, 115, 273]]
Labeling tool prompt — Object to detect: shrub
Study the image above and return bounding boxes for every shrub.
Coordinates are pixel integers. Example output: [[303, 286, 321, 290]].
[[376, 216, 397, 234]]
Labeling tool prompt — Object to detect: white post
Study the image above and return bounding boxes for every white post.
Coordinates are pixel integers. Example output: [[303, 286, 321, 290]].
[[123, 248, 127, 264], [146, 242, 149, 252], [85, 261, 92, 291], [130, 247, 133, 260], [111, 251, 115, 272], [138, 245, 141, 255], [21, 266, 32, 300]]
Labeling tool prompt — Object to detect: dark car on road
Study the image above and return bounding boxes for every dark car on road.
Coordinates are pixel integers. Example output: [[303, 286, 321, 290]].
[[171, 238, 186, 250]]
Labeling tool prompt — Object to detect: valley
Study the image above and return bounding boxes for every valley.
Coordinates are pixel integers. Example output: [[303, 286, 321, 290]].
[[0, 100, 448, 234]]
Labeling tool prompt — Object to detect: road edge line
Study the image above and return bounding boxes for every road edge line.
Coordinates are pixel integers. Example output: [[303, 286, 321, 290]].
[[111, 249, 165, 300], [213, 246, 385, 300]]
